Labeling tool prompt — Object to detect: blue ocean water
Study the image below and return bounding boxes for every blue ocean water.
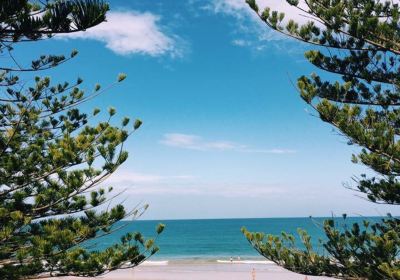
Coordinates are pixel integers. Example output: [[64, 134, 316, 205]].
[[89, 217, 381, 260]]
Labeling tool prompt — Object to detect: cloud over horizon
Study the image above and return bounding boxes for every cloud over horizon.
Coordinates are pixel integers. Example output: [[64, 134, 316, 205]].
[[104, 171, 289, 199], [120, 183, 287, 198], [59, 11, 181, 57], [160, 133, 296, 154], [106, 170, 195, 185]]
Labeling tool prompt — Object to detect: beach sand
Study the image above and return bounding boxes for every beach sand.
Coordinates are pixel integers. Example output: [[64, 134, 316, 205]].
[[50, 261, 335, 280]]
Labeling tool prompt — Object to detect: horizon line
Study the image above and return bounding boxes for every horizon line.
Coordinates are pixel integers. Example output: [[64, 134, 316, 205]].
[[123, 215, 394, 222]]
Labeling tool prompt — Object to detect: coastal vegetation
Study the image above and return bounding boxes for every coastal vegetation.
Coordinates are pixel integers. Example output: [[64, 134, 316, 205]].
[[0, 1, 164, 279], [242, 0, 400, 279]]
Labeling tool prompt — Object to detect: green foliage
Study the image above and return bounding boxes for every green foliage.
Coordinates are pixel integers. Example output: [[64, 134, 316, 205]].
[[243, 217, 400, 279], [0, 0, 109, 41], [244, 0, 400, 278], [0, 1, 163, 279]]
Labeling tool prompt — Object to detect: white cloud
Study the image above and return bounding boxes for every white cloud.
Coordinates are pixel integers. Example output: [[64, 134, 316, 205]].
[[59, 11, 180, 57], [232, 39, 251, 46], [160, 133, 241, 151], [245, 148, 297, 154], [160, 133, 295, 154], [210, 0, 310, 25], [204, 0, 315, 51]]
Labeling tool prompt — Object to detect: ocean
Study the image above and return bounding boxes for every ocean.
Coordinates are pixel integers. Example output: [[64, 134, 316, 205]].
[[89, 217, 381, 261]]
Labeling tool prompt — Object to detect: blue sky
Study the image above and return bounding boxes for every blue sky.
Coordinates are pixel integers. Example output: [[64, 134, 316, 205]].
[[16, 0, 399, 219]]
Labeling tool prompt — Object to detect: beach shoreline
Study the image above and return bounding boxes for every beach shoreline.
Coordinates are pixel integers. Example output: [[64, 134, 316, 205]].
[[50, 260, 334, 280]]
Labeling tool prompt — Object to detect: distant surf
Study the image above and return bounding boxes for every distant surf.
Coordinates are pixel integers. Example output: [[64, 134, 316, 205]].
[[141, 260, 274, 266], [216, 260, 274, 264], [142, 261, 169, 266]]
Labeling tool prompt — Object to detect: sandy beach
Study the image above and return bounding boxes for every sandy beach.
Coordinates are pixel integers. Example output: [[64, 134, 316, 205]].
[[50, 261, 334, 280]]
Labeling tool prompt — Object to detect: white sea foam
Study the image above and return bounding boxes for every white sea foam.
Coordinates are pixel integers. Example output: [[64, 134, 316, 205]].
[[141, 260, 169, 266], [216, 260, 274, 264], [141, 259, 274, 266]]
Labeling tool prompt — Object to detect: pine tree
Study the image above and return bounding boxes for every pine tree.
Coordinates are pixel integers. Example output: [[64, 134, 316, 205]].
[[0, 1, 164, 279], [242, 1, 400, 279]]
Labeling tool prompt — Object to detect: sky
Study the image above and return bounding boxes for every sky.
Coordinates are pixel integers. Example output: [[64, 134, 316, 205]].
[[14, 0, 399, 219]]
